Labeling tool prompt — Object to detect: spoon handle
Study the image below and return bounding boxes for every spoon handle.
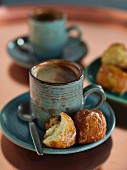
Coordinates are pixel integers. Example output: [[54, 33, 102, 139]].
[[29, 121, 43, 155]]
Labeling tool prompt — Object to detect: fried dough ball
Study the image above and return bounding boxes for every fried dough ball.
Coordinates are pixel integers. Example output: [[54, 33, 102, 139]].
[[96, 64, 127, 94], [42, 112, 76, 148], [102, 43, 127, 69], [74, 109, 106, 144]]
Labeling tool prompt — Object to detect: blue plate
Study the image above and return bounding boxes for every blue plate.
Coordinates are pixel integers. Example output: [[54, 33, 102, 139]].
[[7, 36, 88, 69], [0, 92, 115, 154], [85, 58, 127, 105]]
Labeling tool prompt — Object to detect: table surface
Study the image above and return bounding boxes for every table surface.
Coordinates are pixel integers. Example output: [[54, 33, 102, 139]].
[[0, 4, 127, 170]]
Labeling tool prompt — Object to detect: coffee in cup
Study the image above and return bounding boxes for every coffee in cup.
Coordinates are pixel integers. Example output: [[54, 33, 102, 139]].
[[33, 62, 78, 83]]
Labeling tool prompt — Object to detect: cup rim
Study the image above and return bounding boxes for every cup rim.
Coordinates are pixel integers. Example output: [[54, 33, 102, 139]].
[[29, 8, 66, 22], [30, 60, 83, 86]]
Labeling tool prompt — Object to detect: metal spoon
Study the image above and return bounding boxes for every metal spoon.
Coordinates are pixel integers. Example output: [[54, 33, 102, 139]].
[[18, 101, 43, 155]]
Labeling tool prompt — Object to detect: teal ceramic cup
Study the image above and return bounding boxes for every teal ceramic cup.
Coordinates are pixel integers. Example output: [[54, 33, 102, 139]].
[[29, 60, 106, 128], [29, 8, 81, 60]]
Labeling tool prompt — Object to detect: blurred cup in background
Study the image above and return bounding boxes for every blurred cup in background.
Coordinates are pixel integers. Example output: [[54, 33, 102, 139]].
[[28, 8, 81, 60]]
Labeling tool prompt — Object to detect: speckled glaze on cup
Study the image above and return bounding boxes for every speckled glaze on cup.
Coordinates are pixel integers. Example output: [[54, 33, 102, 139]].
[[29, 60, 106, 128], [29, 8, 81, 60]]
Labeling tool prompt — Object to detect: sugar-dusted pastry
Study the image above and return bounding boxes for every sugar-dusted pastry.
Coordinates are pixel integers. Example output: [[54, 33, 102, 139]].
[[42, 112, 76, 148], [102, 43, 127, 69], [96, 64, 127, 94], [74, 109, 106, 144]]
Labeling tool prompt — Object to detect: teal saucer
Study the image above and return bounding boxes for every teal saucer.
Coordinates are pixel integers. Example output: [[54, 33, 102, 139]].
[[7, 36, 88, 69], [85, 58, 127, 105], [0, 92, 115, 154]]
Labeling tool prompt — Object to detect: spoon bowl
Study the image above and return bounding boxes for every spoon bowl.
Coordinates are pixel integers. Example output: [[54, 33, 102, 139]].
[[18, 101, 35, 121], [18, 101, 43, 155]]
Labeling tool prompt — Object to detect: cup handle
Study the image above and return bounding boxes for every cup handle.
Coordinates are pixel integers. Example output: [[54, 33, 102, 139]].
[[67, 25, 81, 40], [83, 84, 106, 110]]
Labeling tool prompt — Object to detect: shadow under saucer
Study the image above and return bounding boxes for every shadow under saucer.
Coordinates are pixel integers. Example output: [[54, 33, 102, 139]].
[[1, 135, 113, 170], [8, 62, 29, 86], [107, 99, 127, 129]]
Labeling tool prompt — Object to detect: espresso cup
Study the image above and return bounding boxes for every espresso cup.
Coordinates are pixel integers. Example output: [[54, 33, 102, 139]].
[[29, 60, 106, 128], [28, 8, 81, 60]]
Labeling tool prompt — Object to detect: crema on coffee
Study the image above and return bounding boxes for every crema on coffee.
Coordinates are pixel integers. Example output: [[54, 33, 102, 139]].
[[32, 63, 78, 83]]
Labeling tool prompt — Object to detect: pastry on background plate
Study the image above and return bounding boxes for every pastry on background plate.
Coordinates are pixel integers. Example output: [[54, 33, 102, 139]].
[[102, 43, 127, 69], [96, 64, 127, 94], [74, 109, 106, 144], [42, 112, 76, 148]]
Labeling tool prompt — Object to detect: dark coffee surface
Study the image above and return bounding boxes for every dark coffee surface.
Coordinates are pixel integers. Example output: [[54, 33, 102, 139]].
[[33, 12, 62, 22], [35, 64, 77, 83]]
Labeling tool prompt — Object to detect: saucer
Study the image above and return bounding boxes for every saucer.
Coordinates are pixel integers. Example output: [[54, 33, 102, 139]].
[[0, 92, 115, 154], [7, 36, 88, 69], [85, 58, 127, 105]]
